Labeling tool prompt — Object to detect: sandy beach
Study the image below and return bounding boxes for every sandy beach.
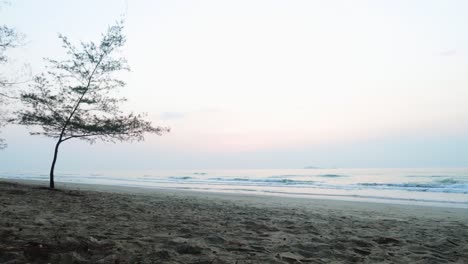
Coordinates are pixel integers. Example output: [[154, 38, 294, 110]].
[[1, 180, 467, 263]]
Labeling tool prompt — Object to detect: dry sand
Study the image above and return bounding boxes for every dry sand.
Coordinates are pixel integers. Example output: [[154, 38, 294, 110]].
[[0, 180, 467, 264]]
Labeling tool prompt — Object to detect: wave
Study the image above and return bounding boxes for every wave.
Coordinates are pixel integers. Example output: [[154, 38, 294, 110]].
[[208, 177, 315, 185], [435, 178, 462, 184], [318, 174, 348, 178], [358, 182, 468, 194], [406, 175, 468, 178], [269, 174, 348, 178], [269, 174, 302, 178], [168, 176, 194, 180]]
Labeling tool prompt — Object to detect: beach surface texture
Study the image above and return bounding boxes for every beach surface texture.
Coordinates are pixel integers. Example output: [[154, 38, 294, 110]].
[[0, 180, 467, 263]]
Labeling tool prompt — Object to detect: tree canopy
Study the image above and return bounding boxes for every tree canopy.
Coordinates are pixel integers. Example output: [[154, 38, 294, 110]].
[[15, 22, 169, 188], [0, 14, 22, 149]]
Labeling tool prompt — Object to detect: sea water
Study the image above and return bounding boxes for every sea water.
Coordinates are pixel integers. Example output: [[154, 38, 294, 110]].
[[1, 168, 468, 208]]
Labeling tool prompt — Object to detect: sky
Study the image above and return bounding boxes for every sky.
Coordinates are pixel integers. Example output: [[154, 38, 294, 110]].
[[1, 0, 468, 170]]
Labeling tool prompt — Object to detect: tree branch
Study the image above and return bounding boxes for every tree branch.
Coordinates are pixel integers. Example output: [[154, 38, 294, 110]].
[[61, 131, 131, 142], [0, 92, 18, 99]]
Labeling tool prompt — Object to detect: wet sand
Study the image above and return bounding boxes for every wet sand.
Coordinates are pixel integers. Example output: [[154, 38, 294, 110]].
[[0, 180, 467, 263]]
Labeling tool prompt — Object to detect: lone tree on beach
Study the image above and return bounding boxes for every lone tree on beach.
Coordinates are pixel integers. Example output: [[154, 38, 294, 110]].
[[15, 22, 169, 188]]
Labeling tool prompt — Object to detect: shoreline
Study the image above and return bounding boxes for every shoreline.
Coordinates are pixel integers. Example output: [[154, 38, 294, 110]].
[[4, 178, 468, 220], [1, 180, 467, 263], [2, 170, 467, 210]]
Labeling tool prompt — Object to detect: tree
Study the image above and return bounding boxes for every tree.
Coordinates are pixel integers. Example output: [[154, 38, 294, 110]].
[[0, 10, 22, 149], [16, 22, 169, 188]]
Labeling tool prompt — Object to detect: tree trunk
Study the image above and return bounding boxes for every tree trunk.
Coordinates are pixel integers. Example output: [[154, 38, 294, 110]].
[[49, 140, 61, 189]]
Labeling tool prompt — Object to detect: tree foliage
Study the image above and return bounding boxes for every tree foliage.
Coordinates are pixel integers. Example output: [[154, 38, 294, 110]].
[[0, 25, 19, 63], [0, 0, 23, 88], [15, 22, 169, 187], [0, 8, 22, 149]]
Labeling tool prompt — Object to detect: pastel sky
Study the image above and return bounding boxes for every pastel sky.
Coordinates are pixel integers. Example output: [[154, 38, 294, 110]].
[[1, 0, 468, 170]]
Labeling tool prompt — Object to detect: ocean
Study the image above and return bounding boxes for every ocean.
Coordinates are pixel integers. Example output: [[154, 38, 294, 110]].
[[1, 168, 468, 208]]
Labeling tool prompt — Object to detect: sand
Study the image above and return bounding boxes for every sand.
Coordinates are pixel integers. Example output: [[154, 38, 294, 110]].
[[0, 180, 467, 264]]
